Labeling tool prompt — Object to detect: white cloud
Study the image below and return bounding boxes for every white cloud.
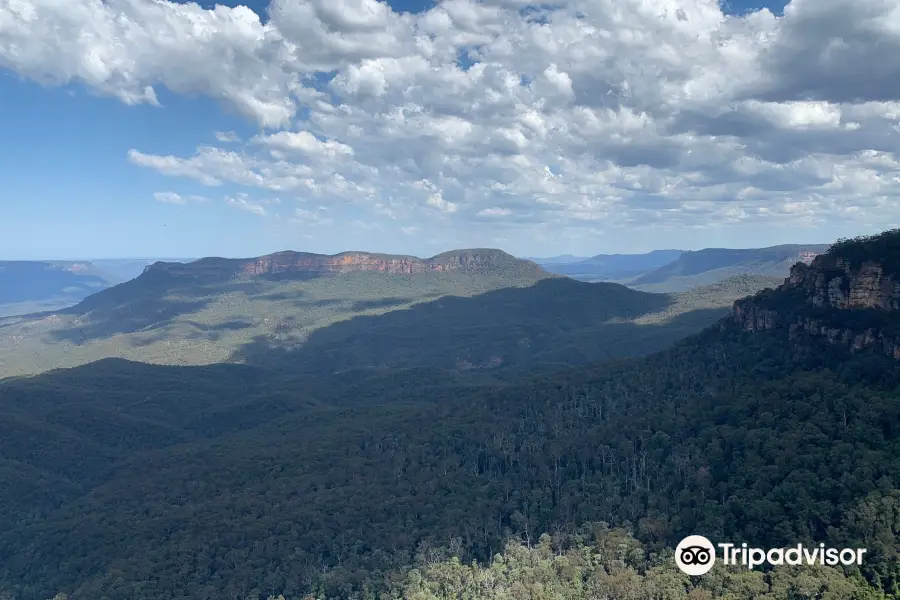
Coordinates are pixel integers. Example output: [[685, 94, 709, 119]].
[[153, 192, 207, 204], [226, 194, 268, 217], [478, 207, 512, 217], [252, 131, 354, 158], [215, 131, 241, 143], [6, 0, 900, 250], [290, 207, 332, 226]]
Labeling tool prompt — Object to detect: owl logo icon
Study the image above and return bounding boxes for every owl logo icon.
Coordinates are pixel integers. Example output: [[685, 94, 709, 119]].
[[675, 535, 716, 575]]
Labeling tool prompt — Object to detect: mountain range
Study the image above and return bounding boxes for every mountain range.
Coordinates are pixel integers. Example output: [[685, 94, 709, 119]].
[[0, 231, 899, 600], [0, 258, 195, 318], [3, 244, 827, 321], [534, 249, 683, 280], [536, 244, 830, 291], [0, 249, 780, 379]]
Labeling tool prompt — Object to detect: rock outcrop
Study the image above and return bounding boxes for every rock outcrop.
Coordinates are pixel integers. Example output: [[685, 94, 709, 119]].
[[144, 249, 545, 279], [732, 233, 900, 358], [241, 252, 428, 275]]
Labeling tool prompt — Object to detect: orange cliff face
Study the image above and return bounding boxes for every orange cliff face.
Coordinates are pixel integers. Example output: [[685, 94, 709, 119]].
[[240, 252, 439, 275], [731, 251, 900, 359], [144, 249, 539, 279]]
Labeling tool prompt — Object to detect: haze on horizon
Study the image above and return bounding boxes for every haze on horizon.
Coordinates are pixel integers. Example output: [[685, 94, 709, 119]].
[[3, 0, 900, 259]]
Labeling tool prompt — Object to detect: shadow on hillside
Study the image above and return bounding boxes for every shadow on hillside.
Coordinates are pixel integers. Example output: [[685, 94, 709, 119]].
[[257, 290, 305, 301], [46, 271, 329, 344], [182, 319, 256, 332], [229, 278, 729, 374], [51, 297, 216, 344], [0, 269, 111, 305], [351, 297, 414, 310]]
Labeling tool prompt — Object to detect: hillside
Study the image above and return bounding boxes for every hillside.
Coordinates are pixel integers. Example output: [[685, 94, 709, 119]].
[[526, 254, 590, 265], [88, 257, 197, 282], [533, 245, 828, 290], [734, 230, 900, 358], [539, 249, 683, 281], [1, 233, 899, 599], [629, 244, 829, 292], [0, 261, 118, 317], [0, 249, 546, 376], [0, 251, 769, 379]]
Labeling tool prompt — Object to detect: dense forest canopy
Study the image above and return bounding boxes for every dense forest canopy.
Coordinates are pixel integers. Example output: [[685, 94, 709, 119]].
[[2, 233, 900, 600], [828, 230, 900, 274], [1, 322, 900, 600]]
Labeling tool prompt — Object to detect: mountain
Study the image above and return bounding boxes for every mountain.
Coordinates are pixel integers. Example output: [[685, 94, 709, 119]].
[[0, 249, 756, 379], [0, 259, 198, 318], [526, 254, 590, 265], [88, 258, 197, 282], [538, 249, 683, 281], [142, 248, 544, 279], [628, 243, 830, 292], [536, 245, 830, 290], [0, 261, 120, 317], [1, 232, 899, 600]]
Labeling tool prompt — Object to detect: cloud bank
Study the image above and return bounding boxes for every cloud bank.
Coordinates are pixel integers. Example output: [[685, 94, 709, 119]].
[[4, 0, 900, 249]]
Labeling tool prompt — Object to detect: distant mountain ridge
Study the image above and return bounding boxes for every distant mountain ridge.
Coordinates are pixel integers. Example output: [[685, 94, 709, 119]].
[[0, 246, 757, 378], [0, 260, 111, 303], [0, 258, 200, 318], [626, 244, 829, 292], [533, 245, 831, 290], [527, 254, 590, 265], [536, 250, 683, 280], [146, 249, 544, 279], [90, 258, 197, 282], [633, 244, 824, 284], [0, 261, 117, 317]]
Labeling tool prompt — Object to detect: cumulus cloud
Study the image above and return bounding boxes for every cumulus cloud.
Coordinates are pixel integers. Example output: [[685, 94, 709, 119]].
[[290, 207, 333, 226], [215, 131, 241, 143], [478, 207, 512, 217], [226, 194, 268, 216], [252, 130, 354, 158], [153, 192, 208, 204], [5, 0, 900, 246]]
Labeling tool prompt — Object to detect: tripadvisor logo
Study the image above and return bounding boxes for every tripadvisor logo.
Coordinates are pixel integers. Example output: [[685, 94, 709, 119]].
[[676, 535, 717, 575], [675, 535, 867, 576]]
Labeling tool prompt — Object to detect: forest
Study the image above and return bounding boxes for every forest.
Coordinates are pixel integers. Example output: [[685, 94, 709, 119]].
[[1, 320, 899, 600], [2, 234, 900, 600]]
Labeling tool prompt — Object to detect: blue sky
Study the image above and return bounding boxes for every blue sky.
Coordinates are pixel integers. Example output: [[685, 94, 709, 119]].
[[4, 0, 897, 260]]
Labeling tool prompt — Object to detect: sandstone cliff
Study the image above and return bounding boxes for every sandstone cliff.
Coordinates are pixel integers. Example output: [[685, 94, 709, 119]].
[[143, 249, 547, 279], [732, 230, 900, 358]]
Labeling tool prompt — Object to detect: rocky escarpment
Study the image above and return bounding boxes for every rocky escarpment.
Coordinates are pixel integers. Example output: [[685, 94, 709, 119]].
[[732, 231, 900, 358], [144, 249, 546, 279]]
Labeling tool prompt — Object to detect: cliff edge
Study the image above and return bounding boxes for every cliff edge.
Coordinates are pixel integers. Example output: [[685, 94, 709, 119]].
[[143, 249, 548, 279], [732, 230, 900, 357]]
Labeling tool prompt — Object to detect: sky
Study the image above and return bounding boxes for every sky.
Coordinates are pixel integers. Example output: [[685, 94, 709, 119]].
[[3, 0, 900, 260]]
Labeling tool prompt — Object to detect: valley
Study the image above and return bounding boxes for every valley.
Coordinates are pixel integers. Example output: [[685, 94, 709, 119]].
[[537, 245, 829, 292], [0, 250, 777, 379], [3, 1, 897, 598], [0, 232, 899, 600], [0, 258, 196, 318]]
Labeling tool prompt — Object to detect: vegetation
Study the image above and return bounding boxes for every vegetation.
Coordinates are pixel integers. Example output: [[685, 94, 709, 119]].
[[2, 238, 897, 600], [390, 527, 879, 600], [627, 245, 829, 292], [828, 230, 900, 276], [540, 250, 683, 281], [0, 269, 774, 379], [1, 317, 899, 599]]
